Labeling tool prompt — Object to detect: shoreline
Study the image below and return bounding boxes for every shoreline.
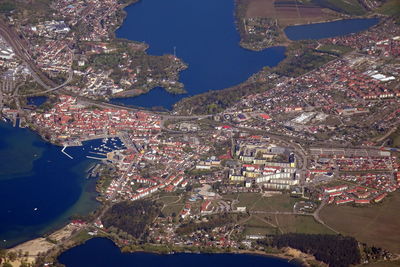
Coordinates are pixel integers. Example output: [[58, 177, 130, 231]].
[[6, 232, 316, 267], [2, 1, 394, 266], [56, 236, 318, 267]]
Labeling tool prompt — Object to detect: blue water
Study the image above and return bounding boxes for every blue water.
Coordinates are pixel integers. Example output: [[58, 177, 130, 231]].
[[111, 87, 183, 110], [113, 0, 286, 109], [27, 96, 48, 107], [0, 122, 104, 248], [285, 18, 379, 41], [58, 238, 298, 267]]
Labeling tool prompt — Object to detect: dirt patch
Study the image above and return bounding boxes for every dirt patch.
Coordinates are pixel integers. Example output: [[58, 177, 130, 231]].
[[246, 0, 276, 18], [7, 238, 56, 266]]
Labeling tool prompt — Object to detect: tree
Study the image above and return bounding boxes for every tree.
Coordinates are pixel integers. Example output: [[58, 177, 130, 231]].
[[7, 252, 17, 262], [0, 249, 6, 260]]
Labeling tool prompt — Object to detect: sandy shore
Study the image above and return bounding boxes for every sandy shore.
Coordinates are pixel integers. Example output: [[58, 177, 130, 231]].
[[6, 223, 84, 267]]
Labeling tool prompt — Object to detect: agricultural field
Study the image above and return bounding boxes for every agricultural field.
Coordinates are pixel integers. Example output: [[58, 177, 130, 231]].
[[320, 192, 400, 253], [243, 0, 339, 26], [312, 0, 367, 15]]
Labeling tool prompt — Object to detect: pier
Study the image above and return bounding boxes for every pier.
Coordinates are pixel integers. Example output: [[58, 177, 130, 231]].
[[61, 146, 74, 159], [86, 156, 106, 161]]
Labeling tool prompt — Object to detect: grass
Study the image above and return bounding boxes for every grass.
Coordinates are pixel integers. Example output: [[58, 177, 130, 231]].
[[320, 192, 400, 253], [236, 193, 262, 208], [388, 129, 400, 148], [161, 204, 184, 217], [318, 44, 354, 55], [276, 215, 335, 234], [70, 230, 93, 244], [243, 226, 278, 236], [243, 216, 278, 235], [250, 194, 299, 212], [156, 195, 180, 205], [375, 0, 400, 16]]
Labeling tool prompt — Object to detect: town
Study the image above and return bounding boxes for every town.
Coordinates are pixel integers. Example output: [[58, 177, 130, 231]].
[[0, 0, 399, 267]]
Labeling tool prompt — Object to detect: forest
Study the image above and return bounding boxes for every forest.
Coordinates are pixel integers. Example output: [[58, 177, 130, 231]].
[[259, 233, 361, 267], [176, 214, 244, 235], [274, 48, 334, 77], [102, 200, 161, 239]]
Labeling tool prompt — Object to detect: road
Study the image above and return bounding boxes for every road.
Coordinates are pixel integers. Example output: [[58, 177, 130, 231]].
[[20, 67, 74, 97], [312, 200, 339, 234], [0, 20, 57, 89]]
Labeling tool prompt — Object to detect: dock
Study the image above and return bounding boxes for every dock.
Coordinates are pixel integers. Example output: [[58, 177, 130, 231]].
[[61, 146, 74, 159], [86, 156, 106, 161]]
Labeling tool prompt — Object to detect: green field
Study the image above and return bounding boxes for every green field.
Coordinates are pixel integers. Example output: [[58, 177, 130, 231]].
[[161, 204, 184, 217], [242, 213, 334, 237], [312, 0, 366, 15], [250, 194, 299, 212], [388, 129, 400, 148], [318, 44, 354, 55], [236, 193, 262, 208], [156, 195, 181, 205], [320, 192, 400, 253], [277, 215, 335, 235], [243, 216, 278, 236], [230, 192, 300, 212], [376, 0, 400, 16]]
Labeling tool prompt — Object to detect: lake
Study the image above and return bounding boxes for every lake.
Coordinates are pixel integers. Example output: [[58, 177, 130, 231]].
[[284, 18, 379, 40], [27, 96, 48, 107], [0, 122, 102, 248], [113, 0, 286, 109], [58, 237, 299, 267], [113, 1, 379, 109]]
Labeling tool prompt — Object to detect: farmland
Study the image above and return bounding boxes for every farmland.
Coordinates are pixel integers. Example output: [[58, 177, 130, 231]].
[[320, 192, 400, 253], [242, 0, 339, 26], [312, 0, 366, 15]]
